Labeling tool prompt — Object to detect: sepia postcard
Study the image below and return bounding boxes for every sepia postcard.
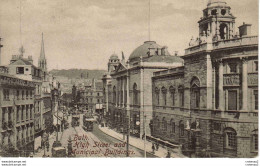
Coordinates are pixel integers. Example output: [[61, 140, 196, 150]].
[[0, 0, 258, 165]]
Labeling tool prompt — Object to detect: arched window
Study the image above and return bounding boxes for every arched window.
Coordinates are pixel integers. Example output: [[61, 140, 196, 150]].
[[191, 77, 200, 108], [170, 119, 175, 133], [162, 117, 167, 131], [155, 87, 160, 105], [220, 23, 228, 40], [179, 120, 184, 137], [169, 86, 175, 106], [133, 83, 139, 105], [113, 86, 116, 104], [224, 128, 237, 150], [251, 130, 258, 152], [161, 87, 167, 106], [178, 86, 184, 107]]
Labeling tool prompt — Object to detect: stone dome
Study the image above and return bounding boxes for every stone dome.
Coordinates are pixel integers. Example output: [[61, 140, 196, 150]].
[[207, 0, 227, 7], [128, 41, 170, 61], [110, 53, 119, 60]]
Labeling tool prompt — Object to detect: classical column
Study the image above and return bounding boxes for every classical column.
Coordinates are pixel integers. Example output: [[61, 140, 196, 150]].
[[4, 108, 8, 124], [126, 73, 130, 157], [122, 77, 125, 107], [218, 60, 224, 111], [242, 58, 248, 111]]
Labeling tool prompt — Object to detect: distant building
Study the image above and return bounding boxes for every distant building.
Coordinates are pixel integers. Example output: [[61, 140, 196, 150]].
[[72, 79, 104, 114], [103, 45, 183, 137]]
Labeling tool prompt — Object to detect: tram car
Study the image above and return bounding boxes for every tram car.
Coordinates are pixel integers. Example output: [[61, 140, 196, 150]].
[[71, 115, 80, 127], [82, 114, 95, 131]]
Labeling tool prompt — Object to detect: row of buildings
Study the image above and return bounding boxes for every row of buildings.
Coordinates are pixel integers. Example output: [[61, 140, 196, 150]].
[[102, 0, 258, 157], [71, 79, 104, 115], [0, 34, 58, 156]]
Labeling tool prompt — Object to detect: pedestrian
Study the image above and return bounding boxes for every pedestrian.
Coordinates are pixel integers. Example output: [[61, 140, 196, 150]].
[[156, 142, 159, 151], [152, 143, 155, 154], [166, 150, 171, 158], [46, 142, 50, 152]]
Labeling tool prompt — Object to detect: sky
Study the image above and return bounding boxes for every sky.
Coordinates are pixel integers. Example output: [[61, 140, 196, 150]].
[[0, 0, 258, 70]]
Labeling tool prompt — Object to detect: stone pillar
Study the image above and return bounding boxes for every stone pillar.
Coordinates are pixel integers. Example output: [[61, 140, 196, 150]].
[[218, 60, 224, 111], [4, 108, 8, 123], [122, 77, 125, 107], [212, 20, 216, 37], [140, 67, 144, 138], [242, 58, 248, 111], [0, 107, 2, 130]]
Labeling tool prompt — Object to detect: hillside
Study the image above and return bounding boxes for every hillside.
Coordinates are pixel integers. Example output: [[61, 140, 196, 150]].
[[50, 69, 106, 80]]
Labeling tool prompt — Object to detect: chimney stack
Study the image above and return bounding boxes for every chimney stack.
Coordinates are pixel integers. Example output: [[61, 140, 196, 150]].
[[161, 46, 168, 56], [28, 55, 33, 63], [238, 22, 252, 37]]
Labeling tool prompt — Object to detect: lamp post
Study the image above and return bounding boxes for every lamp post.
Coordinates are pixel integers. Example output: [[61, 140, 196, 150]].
[[143, 113, 146, 158], [52, 86, 61, 150]]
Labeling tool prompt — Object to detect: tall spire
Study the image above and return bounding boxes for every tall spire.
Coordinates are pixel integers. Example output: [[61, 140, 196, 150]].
[[40, 32, 45, 59], [39, 33, 47, 71]]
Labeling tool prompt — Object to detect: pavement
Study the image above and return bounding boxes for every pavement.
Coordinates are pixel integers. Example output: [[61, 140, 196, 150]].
[[98, 125, 186, 158]]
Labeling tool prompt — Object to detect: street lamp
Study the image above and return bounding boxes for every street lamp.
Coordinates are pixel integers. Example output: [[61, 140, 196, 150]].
[[143, 113, 146, 158]]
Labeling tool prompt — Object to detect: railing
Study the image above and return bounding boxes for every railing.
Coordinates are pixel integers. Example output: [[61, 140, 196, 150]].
[[248, 73, 258, 86], [223, 73, 240, 86], [213, 36, 258, 50], [185, 36, 258, 55], [153, 66, 184, 76]]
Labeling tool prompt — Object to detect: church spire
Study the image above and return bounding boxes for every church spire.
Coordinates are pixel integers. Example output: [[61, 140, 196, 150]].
[[40, 33, 45, 59], [39, 33, 47, 71]]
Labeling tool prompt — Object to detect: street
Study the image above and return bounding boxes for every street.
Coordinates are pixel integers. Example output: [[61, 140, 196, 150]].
[[34, 113, 156, 158]]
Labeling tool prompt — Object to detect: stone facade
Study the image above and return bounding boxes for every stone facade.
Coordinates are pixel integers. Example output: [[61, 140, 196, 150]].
[[0, 69, 36, 156], [151, 0, 258, 158], [103, 43, 183, 138]]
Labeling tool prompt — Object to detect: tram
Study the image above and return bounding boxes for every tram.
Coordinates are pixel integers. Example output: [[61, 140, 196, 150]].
[[71, 114, 80, 127], [82, 113, 95, 131]]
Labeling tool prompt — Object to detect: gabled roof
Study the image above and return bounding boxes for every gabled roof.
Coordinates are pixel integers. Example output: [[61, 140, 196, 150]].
[[9, 58, 34, 66], [114, 62, 127, 73]]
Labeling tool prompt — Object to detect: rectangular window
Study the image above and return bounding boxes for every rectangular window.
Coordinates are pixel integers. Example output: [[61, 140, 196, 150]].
[[16, 67, 24, 74], [229, 63, 237, 73], [2, 108, 5, 123], [17, 90, 19, 100], [3, 89, 10, 100], [16, 106, 20, 123], [26, 106, 28, 120], [171, 92, 175, 106], [254, 134, 258, 151], [21, 106, 24, 121], [254, 61, 258, 72], [254, 90, 258, 110], [22, 91, 24, 100], [228, 90, 237, 110], [26, 91, 29, 99]]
